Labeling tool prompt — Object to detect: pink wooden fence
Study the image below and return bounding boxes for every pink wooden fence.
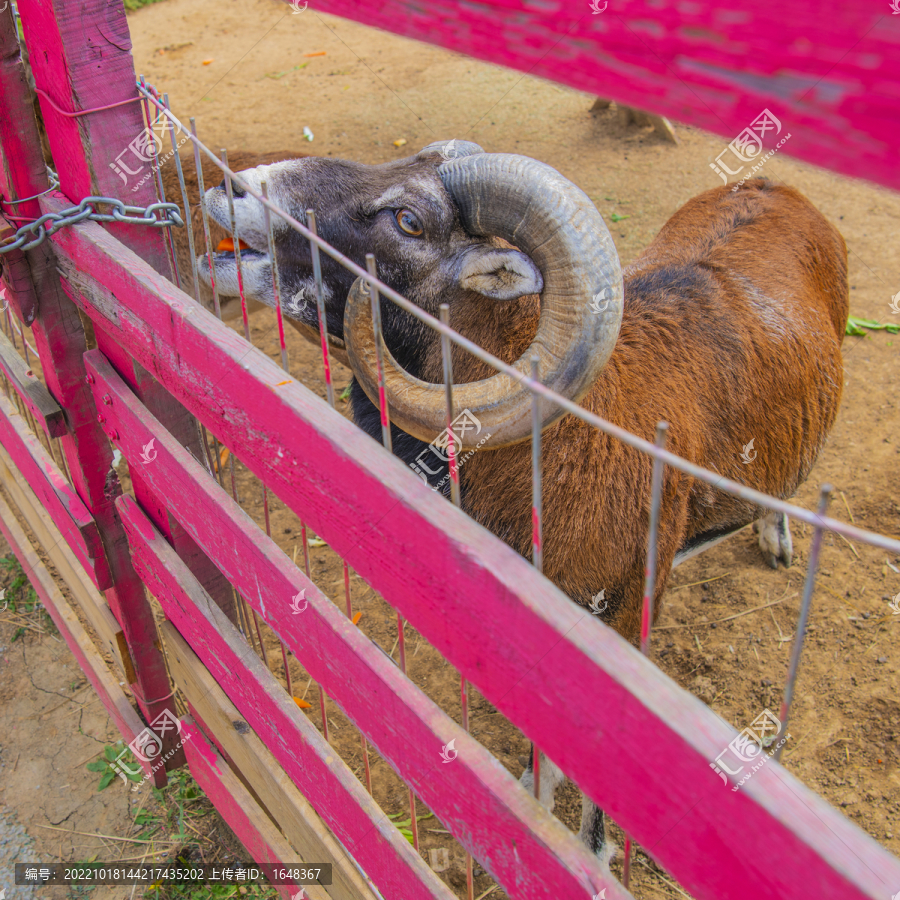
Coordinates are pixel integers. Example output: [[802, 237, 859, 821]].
[[309, 0, 900, 194], [1, 1, 899, 899]]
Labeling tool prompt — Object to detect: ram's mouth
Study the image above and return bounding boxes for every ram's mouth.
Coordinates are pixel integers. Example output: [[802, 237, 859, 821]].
[[212, 237, 267, 260]]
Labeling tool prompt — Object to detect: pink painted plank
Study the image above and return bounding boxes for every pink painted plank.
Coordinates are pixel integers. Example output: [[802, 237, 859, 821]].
[[97, 354, 621, 899], [0, 391, 109, 588], [180, 718, 306, 900], [70, 255, 900, 899], [0, 214, 40, 327], [86, 330, 239, 626], [119, 498, 457, 900], [0, 327, 68, 438], [304, 0, 900, 193], [0, 487, 156, 783], [0, 4, 45, 214], [23, 263, 177, 739], [8, 0, 207, 756], [13, 0, 238, 637], [15, 0, 172, 270], [0, 8, 43, 325]]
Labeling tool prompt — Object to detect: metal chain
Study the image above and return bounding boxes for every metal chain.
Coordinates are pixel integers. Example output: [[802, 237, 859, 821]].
[[0, 196, 184, 254]]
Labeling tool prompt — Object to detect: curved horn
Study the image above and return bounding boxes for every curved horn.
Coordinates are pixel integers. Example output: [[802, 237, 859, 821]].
[[344, 154, 623, 449], [417, 139, 484, 160]]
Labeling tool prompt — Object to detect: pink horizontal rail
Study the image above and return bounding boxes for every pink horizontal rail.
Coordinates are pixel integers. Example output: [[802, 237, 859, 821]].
[[0, 329, 68, 438], [55, 216, 900, 899], [305, 0, 900, 193], [180, 717, 305, 900], [118, 494, 456, 900], [93, 351, 618, 900], [0, 486, 154, 781], [0, 391, 109, 589]]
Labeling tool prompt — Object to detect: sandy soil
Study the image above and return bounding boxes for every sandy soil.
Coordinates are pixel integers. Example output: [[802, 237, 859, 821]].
[[3, 0, 900, 898]]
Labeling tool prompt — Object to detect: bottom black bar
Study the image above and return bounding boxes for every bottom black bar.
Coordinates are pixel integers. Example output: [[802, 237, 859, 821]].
[[15, 863, 332, 885]]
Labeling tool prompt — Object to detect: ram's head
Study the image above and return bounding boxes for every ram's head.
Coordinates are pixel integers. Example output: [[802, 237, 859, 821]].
[[198, 141, 623, 448]]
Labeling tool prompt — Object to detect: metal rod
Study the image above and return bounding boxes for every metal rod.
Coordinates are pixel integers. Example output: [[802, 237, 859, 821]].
[[189, 117, 221, 318], [363, 255, 414, 849], [5, 307, 17, 351], [641, 422, 669, 656], [262, 181, 289, 374], [301, 522, 311, 579], [138, 76, 179, 287], [19, 322, 30, 370], [299, 517, 326, 741], [198, 423, 220, 483], [223, 149, 251, 344], [199, 423, 250, 641], [623, 835, 633, 889], [397, 613, 407, 672], [774, 485, 832, 762], [625, 421, 668, 890], [343, 560, 372, 793], [307, 210, 334, 408], [529, 354, 542, 804], [211, 432, 226, 490], [344, 561, 353, 620], [408, 786, 419, 852], [366, 254, 392, 453], [56, 438, 73, 485], [320, 687, 329, 743], [440, 304, 461, 508], [440, 302, 472, 900], [165, 94, 201, 304]]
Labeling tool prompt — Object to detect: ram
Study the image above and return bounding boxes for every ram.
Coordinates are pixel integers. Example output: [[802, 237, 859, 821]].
[[196, 141, 848, 866]]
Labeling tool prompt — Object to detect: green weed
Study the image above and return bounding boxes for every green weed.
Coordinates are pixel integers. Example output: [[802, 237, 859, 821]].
[[846, 315, 900, 336]]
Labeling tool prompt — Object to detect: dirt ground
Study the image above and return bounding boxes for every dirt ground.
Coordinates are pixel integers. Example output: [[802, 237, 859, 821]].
[[3, 0, 900, 898]]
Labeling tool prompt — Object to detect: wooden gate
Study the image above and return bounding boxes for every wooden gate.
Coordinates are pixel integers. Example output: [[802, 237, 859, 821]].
[[1, 1, 899, 899]]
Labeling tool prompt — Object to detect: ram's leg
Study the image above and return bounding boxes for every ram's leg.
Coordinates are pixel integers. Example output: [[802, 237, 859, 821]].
[[580, 794, 616, 867], [519, 747, 566, 812], [755, 508, 793, 569]]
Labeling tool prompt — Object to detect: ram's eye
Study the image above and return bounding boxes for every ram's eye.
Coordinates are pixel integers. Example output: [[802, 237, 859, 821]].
[[395, 209, 423, 237]]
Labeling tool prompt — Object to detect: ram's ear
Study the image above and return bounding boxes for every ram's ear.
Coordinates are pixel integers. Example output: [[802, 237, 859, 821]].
[[457, 247, 543, 300]]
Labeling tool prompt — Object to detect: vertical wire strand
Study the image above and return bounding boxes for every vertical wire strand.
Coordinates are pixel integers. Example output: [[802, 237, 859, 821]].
[[6, 307, 17, 351], [262, 182, 289, 373], [56, 438, 73, 484], [307, 210, 335, 408], [367, 255, 392, 453], [440, 304, 473, 900], [303, 208, 337, 739], [164, 94, 201, 305], [190, 117, 221, 319], [624, 421, 669, 890], [179, 144, 258, 650], [220, 146, 260, 647], [641, 423, 668, 655], [774, 485, 832, 763], [345, 558, 372, 794], [306, 209, 337, 742], [138, 76, 179, 286], [306, 218, 369, 776], [225, 151, 251, 345], [368, 254, 417, 850], [529, 355, 543, 807]]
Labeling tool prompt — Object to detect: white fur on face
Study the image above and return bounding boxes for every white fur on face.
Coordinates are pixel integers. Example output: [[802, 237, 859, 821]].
[[204, 161, 299, 250], [198, 161, 307, 305]]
